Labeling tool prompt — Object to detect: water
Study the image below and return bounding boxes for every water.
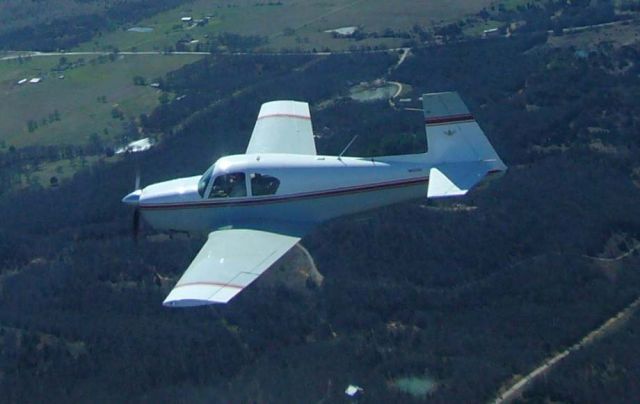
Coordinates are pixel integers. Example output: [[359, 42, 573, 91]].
[[392, 376, 437, 398], [128, 27, 154, 33]]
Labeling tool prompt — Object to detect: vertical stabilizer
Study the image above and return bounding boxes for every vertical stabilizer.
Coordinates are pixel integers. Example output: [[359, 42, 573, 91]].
[[422, 92, 507, 198], [423, 92, 504, 167]]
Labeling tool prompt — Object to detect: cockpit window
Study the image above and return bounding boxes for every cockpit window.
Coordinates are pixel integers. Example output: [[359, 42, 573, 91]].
[[197, 166, 214, 198], [251, 173, 280, 196], [209, 172, 247, 198]]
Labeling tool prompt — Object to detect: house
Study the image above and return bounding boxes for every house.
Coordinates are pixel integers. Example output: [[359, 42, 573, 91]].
[[324, 26, 358, 37], [115, 138, 155, 154], [483, 28, 500, 38], [29, 77, 42, 84], [345, 385, 364, 397]]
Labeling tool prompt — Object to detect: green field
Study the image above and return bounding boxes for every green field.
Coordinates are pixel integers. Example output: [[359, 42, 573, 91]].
[[77, 0, 517, 52], [0, 0, 534, 153], [19, 155, 116, 189], [0, 0, 536, 153], [0, 54, 202, 148]]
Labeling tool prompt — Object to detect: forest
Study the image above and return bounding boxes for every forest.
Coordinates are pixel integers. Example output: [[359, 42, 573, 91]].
[[2, 8, 640, 403], [0, 0, 188, 51]]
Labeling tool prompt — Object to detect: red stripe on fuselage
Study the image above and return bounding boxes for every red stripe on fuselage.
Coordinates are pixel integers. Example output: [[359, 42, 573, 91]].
[[425, 113, 475, 126], [140, 176, 429, 211], [257, 113, 311, 121]]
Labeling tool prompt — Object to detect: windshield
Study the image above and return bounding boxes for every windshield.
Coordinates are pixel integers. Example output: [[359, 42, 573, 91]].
[[197, 166, 214, 197]]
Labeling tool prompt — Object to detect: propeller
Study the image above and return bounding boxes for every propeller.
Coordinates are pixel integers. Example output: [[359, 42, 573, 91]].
[[132, 207, 141, 243], [122, 167, 143, 243], [134, 168, 141, 191], [132, 168, 141, 243]]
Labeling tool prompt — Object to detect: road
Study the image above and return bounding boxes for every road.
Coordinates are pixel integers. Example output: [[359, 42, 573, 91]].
[[0, 47, 416, 61], [492, 294, 640, 403], [0, 50, 211, 61], [583, 242, 640, 262]]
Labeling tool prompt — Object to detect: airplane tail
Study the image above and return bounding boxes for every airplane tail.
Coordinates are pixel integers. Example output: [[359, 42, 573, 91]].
[[422, 92, 506, 198]]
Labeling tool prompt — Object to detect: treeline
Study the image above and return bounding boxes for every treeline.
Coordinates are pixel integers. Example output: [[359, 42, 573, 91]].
[[488, 0, 622, 34], [0, 142, 111, 197], [144, 52, 395, 135], [0, 0, 188, 51]]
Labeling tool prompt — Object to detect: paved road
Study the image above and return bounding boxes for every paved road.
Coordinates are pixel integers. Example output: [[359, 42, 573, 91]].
[[0, 47, 415, 61]]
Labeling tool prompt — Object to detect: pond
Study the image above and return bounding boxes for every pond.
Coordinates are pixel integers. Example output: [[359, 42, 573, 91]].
[[392, 376, 437, 398], [349, 83, 399, 102]]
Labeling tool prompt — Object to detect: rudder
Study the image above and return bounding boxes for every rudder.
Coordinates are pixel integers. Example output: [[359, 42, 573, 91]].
[[423, 92, 504, 166]]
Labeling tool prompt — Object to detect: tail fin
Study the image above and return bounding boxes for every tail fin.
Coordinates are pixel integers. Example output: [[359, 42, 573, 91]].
[[423, 92, 504, 165], [422, 92, 506, 198]]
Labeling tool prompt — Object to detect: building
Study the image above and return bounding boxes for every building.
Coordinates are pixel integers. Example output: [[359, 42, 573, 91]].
[[115, 138, 155, 154], [345, 385, 364, 397], [324, 26, 358, 37], [483, 28, 500, 38], [181, 17, 193, 23]]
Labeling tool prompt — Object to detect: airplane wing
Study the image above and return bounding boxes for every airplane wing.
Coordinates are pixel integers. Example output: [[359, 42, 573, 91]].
[[246, 100, 317, 155], [163, 228, 300, 307]]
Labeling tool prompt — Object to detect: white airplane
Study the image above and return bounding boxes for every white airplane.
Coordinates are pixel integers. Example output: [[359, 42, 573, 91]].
[[122, 92, 506, 307]]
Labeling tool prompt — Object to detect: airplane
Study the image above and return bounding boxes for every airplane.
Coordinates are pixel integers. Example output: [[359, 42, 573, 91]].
[[122, 92, 507, 307]]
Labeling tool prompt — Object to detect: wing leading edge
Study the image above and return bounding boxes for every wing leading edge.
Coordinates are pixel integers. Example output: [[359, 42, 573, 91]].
[[246, 100, 317, 155], [163, 229, 300, 307]]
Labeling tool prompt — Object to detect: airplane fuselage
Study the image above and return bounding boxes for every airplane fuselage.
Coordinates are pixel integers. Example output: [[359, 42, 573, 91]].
[[135, 153, 441, 234]]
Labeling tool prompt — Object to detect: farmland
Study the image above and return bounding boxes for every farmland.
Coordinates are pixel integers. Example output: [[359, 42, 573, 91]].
[[78, 0, 511, 52], [0, 54, 202, 149]]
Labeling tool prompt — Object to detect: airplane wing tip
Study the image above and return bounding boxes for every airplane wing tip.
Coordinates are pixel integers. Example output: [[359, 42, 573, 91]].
[[163, 299, 226, 308], [162, 284, 232, 308]]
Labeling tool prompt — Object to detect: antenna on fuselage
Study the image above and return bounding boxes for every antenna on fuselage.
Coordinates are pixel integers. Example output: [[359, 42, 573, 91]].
[[338, 135, 359, 161]]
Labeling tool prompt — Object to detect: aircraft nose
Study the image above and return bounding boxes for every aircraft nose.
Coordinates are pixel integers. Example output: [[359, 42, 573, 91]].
[[122, 190, 142, 205]]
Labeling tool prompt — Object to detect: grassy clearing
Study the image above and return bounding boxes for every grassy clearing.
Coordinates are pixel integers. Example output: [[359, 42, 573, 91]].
[[18, 154, 120, 189], [75, 0, 526, 52], [0, 54, 202, 148]]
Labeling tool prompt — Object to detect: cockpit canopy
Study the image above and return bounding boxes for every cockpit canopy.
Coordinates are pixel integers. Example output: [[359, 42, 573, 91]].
[[197, 166, 213, 197], [197, 164, 280, 198]]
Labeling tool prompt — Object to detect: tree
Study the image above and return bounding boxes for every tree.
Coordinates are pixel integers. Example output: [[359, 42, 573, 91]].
[[133, 76, 146, 86]]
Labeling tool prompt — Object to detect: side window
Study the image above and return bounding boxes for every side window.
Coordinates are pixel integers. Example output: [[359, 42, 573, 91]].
[[251, 173, 280, 196], [209, 172, 246, 198]]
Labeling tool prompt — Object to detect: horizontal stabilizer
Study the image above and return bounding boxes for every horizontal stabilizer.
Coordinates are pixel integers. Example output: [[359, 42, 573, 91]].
[[427, 162, 490, 198]]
